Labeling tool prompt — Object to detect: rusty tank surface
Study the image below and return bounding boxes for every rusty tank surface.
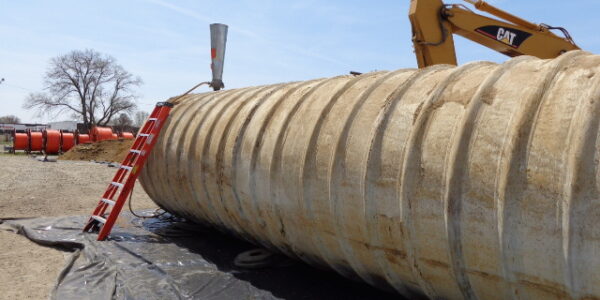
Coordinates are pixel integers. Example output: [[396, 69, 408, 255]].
[[139, 51, 600, 299]]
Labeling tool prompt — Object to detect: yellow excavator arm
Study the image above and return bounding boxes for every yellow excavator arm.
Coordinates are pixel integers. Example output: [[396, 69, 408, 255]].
[[410, 0, 580, 68]]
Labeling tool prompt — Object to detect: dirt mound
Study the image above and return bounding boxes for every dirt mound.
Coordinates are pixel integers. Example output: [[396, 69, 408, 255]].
[[60, 139, 134, 162]]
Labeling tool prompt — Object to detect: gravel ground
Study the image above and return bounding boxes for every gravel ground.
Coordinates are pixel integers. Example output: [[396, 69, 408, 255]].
[[0, 154, 157, 299]]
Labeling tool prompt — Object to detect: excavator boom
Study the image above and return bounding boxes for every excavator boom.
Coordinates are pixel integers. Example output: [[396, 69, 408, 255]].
[[410, 0, 580, 68]]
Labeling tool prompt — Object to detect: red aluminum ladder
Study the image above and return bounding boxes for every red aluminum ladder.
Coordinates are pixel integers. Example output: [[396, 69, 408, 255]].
[[83, 102, 174, 241]]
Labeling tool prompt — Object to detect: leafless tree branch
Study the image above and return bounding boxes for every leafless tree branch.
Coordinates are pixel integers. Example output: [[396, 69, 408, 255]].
[[23, 49, 142, 129]]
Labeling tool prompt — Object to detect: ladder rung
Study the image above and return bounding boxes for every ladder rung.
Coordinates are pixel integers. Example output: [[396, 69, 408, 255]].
[[101, 198, 115, 206], [120, 165, 132, 171], [84, 101, 173, 241], [92, 215, 107, 224], [111, 182, 124, 188]]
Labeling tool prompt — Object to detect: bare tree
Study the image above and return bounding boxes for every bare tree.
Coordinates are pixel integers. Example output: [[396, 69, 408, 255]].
[[112, 113, 133, 133], [24, 49, 142, 129], [134, 110, 150, 127], [0, 115, 21, 124]]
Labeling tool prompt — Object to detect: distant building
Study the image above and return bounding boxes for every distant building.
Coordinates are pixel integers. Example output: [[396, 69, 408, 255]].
[[0, 123, 49, 143], [48, 121, 78, 132], [0, 123, 48, 133]]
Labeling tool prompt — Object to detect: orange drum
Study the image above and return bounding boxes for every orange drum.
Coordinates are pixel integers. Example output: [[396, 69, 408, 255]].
[[43, 129, 61, 154], [111, 133, 118, 140], [77, 133, 91, 144], [91, 126, 114, 142], [29, 131, 43, 152], [120, 132, 134, 139], [13, 132, 29, 151], [61, 132, 75, 152]]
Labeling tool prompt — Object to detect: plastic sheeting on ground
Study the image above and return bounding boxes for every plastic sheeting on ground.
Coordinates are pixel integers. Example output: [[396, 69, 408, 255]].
[[0, 212, 399, 300]]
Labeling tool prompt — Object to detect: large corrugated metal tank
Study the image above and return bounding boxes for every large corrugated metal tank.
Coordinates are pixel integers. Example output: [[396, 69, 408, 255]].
[[139, 51, 600, 299]]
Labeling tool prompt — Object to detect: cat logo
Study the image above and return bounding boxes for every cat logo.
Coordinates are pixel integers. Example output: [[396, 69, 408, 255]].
[[496, 28, 517, 46], [475, 25, 532, 48]]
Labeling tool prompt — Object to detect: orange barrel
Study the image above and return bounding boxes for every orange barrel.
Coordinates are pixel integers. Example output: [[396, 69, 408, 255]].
[[120, 132, 135, 139], [91, 126, 114, 142], [77, 133, 91, 144], [43, 129, 61, 154], [29, 131, 43, 152], [13, 132, 29, 151], [111, 133, 118, 140], [61, 132, 75, 152]]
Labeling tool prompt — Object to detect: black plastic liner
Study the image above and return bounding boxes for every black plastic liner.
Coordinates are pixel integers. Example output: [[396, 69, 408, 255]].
[[1, 212, 400, 299]]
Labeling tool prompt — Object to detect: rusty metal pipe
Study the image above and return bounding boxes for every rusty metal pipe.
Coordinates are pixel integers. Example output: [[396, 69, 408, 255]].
[[140, 51, 600, 299]]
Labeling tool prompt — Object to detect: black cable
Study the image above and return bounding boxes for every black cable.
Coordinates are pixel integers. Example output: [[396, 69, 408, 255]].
[[540, 23, 578, 47], [126, 80, 212, 220], [128, 184, 167, 219]]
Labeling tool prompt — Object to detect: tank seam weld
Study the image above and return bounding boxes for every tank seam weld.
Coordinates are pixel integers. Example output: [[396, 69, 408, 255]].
[[362, 69, 426, 295], [213, 86, 275, 234], [331, 70, 404, 287], [560, 53, 600, 299], [301, 74, 378, 279], [229, 83, 292, 247], [271, 77, 342, 267], [248, 79, 322, 258], [173, 94, 225, 222], [148, 94, 210, 220], [198, 89, 264, 230], [397, 64, 454, 299], [184, 90, 248, 227]]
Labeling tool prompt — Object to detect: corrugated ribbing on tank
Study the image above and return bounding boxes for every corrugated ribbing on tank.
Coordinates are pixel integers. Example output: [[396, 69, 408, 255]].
[[140, 51, 600, 299]]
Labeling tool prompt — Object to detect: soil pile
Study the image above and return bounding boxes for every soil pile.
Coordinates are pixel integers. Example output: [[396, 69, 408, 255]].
[[60, 139, 134, 162]]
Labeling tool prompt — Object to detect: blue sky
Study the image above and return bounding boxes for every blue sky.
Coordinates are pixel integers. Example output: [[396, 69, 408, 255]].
[[1, 0, 599, 123]]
